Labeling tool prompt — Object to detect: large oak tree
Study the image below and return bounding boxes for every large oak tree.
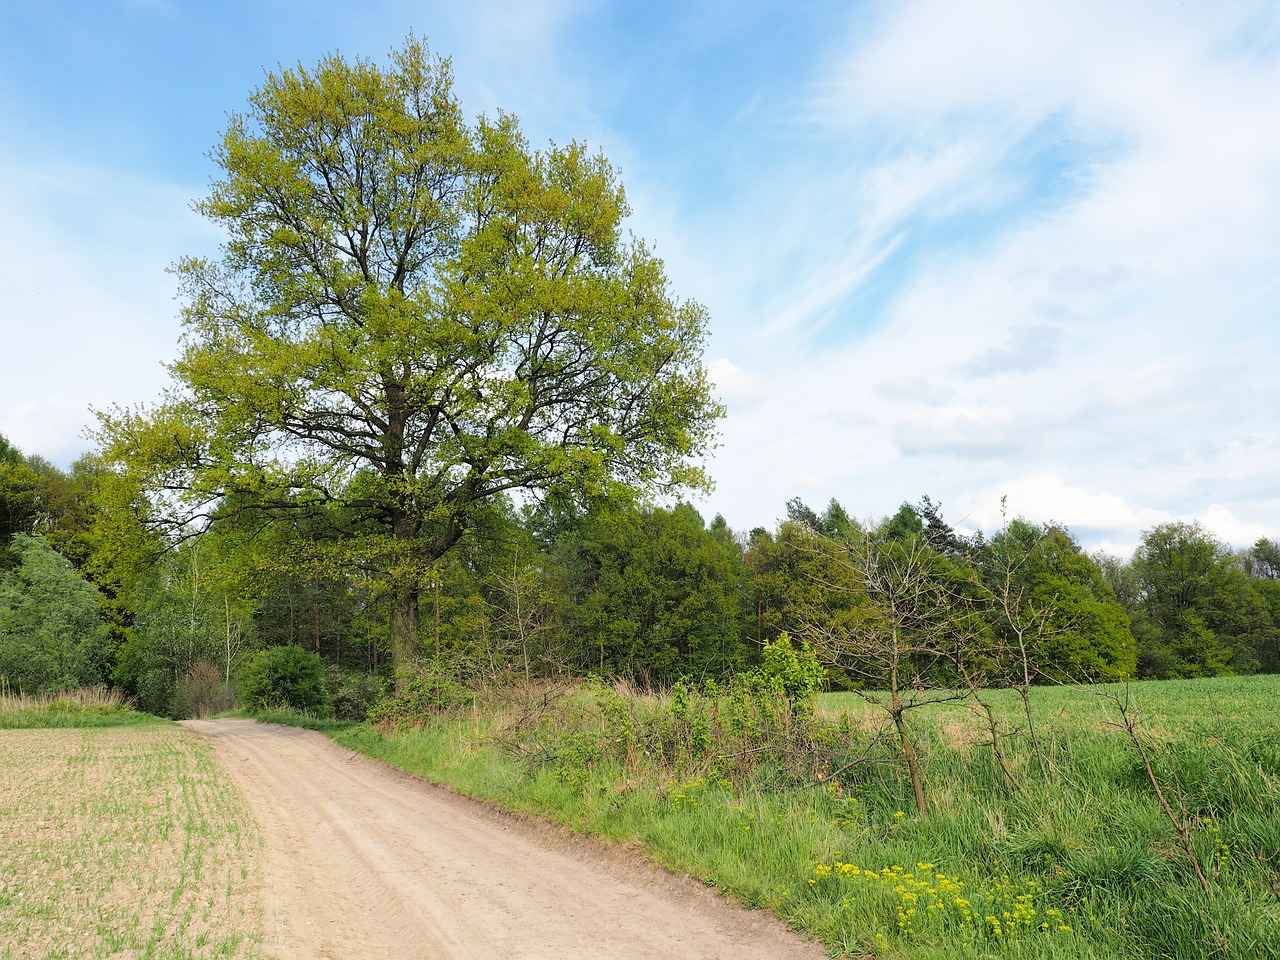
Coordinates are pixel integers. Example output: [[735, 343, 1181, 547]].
[[98, 38, 721, 675]]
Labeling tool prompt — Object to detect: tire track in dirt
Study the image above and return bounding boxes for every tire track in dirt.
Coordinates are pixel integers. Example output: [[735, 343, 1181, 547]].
[[184, 718, 827, 960]]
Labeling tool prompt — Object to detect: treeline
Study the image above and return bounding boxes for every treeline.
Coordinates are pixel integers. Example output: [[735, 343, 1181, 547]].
[[3, 433, 1278, 713]]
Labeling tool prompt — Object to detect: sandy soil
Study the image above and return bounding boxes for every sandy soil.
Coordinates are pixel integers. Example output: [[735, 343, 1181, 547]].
[[184, 718, 828, 960]]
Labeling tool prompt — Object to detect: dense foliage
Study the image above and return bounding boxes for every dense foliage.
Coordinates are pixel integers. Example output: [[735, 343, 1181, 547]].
[[554, 501, 748, 682], [0, 534, 112, 694], [236, 645, 330, 714], [1128, 522, 1277, 677], [5, 420, 1280, 716]]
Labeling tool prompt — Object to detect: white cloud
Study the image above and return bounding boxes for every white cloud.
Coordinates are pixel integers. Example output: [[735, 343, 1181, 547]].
[[961, 324, 1063, 377], [964, 473, 1172, 534], [432, 0, 602, 139], [873, 375, 955, 405], [706, 357, 761, 404], [893, 408, 1024, 459], [1197, 504, 1280, 549], [1089, 539, 1143, 562], [756, 232, 905, 343], [1, 398, 86, 464]]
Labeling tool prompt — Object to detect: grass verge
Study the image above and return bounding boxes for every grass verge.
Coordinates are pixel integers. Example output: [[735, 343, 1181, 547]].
[[0, 686, 154, 730]]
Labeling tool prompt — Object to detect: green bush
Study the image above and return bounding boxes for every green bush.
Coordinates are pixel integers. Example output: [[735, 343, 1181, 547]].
[[236, 646, 330, 715], [366, 657, 474, 727], [0, 535, 113, 694], [327, 667, 388, 722], [754, 632, 826, 703]]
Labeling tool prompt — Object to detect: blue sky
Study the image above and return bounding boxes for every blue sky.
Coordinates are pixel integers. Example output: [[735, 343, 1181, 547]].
[[2, 0, 1279, 556]]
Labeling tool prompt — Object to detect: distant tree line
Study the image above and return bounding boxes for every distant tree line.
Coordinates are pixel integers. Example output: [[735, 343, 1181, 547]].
[[3, 432, 1278, 713]]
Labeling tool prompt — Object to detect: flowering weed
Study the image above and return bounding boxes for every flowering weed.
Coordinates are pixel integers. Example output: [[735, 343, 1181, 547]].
[[807, 859, 1073, 947]]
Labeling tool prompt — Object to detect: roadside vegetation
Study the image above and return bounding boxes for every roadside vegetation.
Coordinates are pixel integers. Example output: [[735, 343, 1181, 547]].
[[0, 694, 263, 960], [319, 670, 1280, 960], [0, 685, 147, 729]]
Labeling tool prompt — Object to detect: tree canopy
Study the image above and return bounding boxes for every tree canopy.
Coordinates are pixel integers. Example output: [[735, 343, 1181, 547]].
[[982, 520, 1135, 682], [556, 501, 747, 683], [97, 37, 722, 675], [0, 534, 112, 694], [1131, 521, 1273, 677]]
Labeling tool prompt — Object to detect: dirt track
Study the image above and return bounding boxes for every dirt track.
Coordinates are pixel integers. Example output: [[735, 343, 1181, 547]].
[[184, 719, 828, 960]]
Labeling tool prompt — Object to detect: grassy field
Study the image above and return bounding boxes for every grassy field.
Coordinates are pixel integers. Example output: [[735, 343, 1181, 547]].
[[823, 674, 1280, 741], [0, 694, 264, 960], [322, 674, 1280, 960]]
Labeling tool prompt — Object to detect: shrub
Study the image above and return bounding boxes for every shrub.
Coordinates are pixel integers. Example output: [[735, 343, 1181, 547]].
[[367, 657, 473, 728], [505, 673, 858, 789], [236, 646, 330, 715], [328, 667, 388, 722], [172, 662, 237, 719], [0, 534, 113, 694], [754, 632, 826, 704]]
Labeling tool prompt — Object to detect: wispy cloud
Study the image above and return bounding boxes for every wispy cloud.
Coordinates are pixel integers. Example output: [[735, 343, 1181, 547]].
[[961, 324, 1063, 377], [690, 1, 1280, 548], [3, 1, 1277, 554]]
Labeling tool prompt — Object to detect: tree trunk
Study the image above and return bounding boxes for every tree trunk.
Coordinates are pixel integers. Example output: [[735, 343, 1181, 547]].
[[893, 709, 928, 815], [388, 506, 425, 688], [391, 580, 422, 691]]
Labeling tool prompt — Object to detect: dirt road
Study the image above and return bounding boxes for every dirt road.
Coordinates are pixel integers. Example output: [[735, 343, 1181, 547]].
[[185, 719, 828, 960]]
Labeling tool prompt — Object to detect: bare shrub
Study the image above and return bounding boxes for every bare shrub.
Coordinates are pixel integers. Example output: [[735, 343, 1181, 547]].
[[172, 662, 236, 719]]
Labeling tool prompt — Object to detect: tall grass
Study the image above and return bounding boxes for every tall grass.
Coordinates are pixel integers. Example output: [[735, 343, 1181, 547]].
[[320, 674, 1280, 959], [0, 684, 151, 729]]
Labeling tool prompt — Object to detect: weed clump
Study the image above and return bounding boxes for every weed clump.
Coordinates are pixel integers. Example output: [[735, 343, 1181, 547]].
[[807, 859, 1075, 947], [367, 656, 476, 728]]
